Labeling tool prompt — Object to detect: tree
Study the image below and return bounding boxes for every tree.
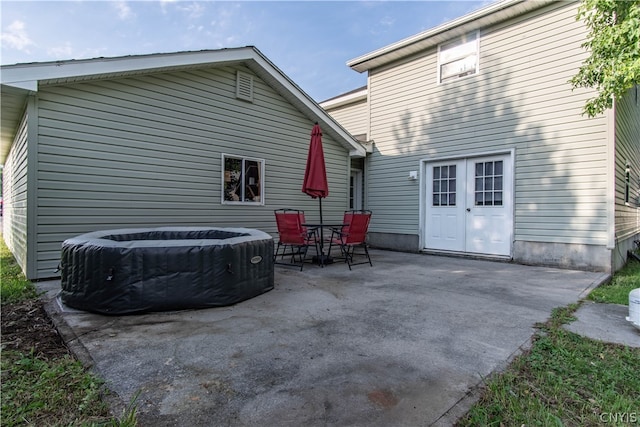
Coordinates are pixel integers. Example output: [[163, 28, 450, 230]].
[[570, 0, 640, 117]]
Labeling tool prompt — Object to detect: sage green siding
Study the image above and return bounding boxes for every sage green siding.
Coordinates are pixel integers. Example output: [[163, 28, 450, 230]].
[[366, 1, 610, 246], [614, 87, 640, 241], [33, 65, 350, 278], [2, 109, 30, 275], [325, 98, 368, 140]]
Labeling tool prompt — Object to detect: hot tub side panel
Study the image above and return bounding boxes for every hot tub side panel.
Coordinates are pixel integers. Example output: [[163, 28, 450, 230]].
[[60, 242, 151, 314]]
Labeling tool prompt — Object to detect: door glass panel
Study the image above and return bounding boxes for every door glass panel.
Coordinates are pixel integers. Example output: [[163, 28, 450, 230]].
[[474, 160, 503, 206], [432, 164, 457, 206], [495, 176, 502, 190], [485, 162, 493, 175]]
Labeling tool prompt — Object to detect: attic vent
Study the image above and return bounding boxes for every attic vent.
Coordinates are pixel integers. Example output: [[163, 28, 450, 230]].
[[236, 71, 254, 102]]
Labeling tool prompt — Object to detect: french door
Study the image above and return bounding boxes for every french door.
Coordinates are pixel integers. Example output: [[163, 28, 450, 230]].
[[424, 154, 512, 256]]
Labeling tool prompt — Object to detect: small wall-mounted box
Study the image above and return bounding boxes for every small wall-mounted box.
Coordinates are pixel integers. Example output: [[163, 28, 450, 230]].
[[408, 171, 418, 180]]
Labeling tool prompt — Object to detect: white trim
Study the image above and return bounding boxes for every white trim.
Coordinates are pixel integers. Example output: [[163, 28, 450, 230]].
[[606, 103, 616, 249], [1, 47, 367, 163], [419, 148, 515, 256], [1, 49, 257, 87], [348, 0, 557, 73], [26, 94, 39, 279], [320, 88, 367, 109], [437, 30, 480, 84], [419, 148, 514, 164], [221, 153, 265, 206], [350, 169, 363, 210]]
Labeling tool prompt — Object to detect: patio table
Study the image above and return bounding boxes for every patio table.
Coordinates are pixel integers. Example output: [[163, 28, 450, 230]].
[[302, 223, 348, 266]]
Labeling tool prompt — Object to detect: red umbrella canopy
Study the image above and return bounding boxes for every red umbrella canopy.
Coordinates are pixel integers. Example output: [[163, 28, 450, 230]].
[[302, 123, 329, 199]]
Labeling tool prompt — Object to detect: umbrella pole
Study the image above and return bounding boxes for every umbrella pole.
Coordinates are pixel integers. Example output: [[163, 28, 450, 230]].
[[319, 197, 324, 254]]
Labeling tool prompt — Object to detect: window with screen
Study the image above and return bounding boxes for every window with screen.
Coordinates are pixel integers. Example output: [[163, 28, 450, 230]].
[[223, 154, 264, 204]]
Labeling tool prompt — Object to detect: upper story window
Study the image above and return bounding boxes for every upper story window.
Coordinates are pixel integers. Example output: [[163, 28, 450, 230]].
[[222, 154, 264, 205], [438, 31, 479, 83]]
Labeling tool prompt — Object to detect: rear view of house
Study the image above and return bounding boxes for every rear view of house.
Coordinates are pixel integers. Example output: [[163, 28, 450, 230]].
[[322, 0, 639, 272], [1, 47, 365, 280]]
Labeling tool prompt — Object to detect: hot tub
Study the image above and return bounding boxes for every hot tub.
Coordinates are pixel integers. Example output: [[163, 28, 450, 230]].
[[59, 227, 274, 315]]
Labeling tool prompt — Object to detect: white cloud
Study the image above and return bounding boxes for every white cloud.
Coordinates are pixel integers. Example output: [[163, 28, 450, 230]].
[[160, 0, 178, 15], [1, 20, 35, 52], [177, 2, 205, 19], [114, 1, 135, 20], [47, 42, 74, 59], [379, 16, 395, 28]]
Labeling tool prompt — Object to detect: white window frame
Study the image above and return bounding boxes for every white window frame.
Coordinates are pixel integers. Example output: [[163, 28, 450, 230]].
[[221, 154, 265, 205], [437, 30, 480, 84]]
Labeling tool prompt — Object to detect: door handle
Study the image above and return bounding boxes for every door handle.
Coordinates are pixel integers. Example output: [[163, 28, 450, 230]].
[[466, 208, 471, 212]]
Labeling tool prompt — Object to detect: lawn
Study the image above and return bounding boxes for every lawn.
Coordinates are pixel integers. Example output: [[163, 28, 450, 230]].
[[457, 259, 640, 426], [588, 258, 640, 305], [0, 238, 138, 426]]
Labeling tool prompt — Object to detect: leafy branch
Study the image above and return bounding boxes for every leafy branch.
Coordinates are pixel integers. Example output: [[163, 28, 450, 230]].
[[570, 0, 640, 117]]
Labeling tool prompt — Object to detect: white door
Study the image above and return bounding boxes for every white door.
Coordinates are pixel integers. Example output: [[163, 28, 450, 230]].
[[465, 155, 512, 256], [425, 154, 512, 256], [425, 160, 465, 251], [350, 170, 363, 210]]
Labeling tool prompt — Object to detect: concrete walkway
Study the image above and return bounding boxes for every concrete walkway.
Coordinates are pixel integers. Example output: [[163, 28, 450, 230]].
[[39, 249, 624, 426], [565, 301, 640, 348]]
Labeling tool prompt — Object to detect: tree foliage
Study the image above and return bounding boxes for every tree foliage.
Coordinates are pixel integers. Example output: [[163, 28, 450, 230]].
[[570, 0, 640, 117]]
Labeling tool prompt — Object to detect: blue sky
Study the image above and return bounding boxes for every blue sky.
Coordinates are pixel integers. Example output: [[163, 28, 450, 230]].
[[1, 1, 490, 102]]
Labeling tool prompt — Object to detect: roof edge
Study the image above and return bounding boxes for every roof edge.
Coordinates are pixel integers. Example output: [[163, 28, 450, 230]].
[[347, 0, 557, 72], [0, 47, 259, 87], [320, 86, 368, 110], [1, 46, 366, 163]]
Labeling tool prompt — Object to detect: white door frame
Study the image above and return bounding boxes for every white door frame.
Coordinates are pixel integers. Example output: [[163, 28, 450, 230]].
[[419, 149, 515, 256], [350, 169, 363, 210]]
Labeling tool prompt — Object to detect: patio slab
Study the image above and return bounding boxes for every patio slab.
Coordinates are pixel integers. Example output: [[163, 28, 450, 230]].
[[40, 249, 608, 426]]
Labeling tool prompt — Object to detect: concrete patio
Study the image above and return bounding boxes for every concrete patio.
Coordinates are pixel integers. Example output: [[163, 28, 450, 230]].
[[40, 249, 610, 426]]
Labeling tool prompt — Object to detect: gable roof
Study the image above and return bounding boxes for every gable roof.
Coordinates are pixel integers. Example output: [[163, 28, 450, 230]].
[[0, 46, 366, 164], [347, 0, 558, 73], [320, 85, 368, 110]]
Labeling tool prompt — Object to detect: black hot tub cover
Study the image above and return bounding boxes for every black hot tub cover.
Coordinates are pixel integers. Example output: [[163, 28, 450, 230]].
[[59, 227, 274, 315]]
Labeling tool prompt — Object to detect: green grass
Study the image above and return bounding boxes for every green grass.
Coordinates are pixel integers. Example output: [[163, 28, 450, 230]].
[[1, 350, 111, 426], [1, 237, 138, 426], [457, 265, 640, 426], [588, 258, 640, 305], [1, 240, 39, 304]]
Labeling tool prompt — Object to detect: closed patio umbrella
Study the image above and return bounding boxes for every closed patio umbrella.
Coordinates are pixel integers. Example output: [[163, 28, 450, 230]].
[[302, 123, 329, 261]]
